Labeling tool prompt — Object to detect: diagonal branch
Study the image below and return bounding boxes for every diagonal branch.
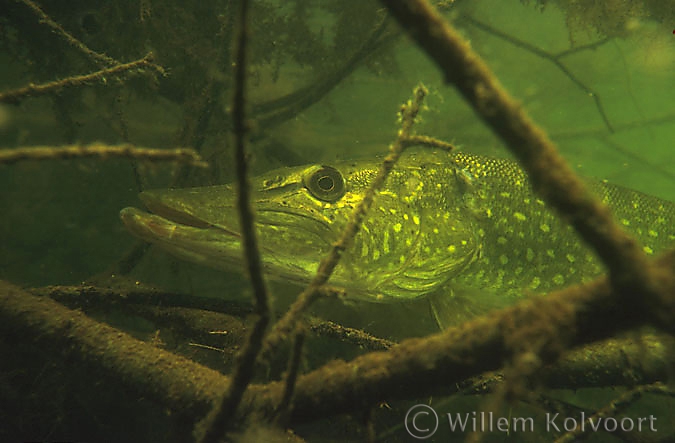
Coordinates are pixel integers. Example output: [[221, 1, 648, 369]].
[[262, 85, 429, 355], [0, 53, 165, 104], [376, 0, 673, 332], [1, 250, 672, 426], [195, 0, 271, 441], [462, 15, 615, 132], [17, 0, 119, 67]]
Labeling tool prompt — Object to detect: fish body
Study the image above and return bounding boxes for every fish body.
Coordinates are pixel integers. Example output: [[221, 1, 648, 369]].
[[120, 149, 675, 306]]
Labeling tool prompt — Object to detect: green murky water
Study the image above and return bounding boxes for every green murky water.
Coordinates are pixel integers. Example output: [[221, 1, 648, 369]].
[[1, 0, 673, 441]]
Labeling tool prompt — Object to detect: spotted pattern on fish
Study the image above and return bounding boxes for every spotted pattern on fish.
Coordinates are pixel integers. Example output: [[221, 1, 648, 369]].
[[445, 152, 675, 298], [120, 149, 675, 304]]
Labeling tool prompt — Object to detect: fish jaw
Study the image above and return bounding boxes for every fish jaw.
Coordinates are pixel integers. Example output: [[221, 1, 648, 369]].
[[119, 150, 483, 302], [119, 206, 244, 270], [119, 180, 346, 288]]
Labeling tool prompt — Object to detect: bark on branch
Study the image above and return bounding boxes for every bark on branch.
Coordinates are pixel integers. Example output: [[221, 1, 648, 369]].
[[1, 249, 672, 426], [377, 0, 673, 330]]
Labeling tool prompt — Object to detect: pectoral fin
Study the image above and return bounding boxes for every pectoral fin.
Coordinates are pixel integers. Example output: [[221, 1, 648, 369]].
[[427, 285, 518, 330]]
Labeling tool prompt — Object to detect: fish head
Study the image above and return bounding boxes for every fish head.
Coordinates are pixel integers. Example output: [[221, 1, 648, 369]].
[[120, 150, 481, 301]]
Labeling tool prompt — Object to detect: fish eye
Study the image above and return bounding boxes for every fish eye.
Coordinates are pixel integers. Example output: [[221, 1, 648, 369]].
[[302, 165, 345, 202]]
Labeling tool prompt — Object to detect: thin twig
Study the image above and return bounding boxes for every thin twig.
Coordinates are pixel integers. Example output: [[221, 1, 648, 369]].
[[195, 0, 270, 441], [0, 143, 207, 167], [253, 13, 397, 130], [17, 0, 119, 67], [254, 85, 429, 426], [188, 343, 227, 354], [30, 283, 252, 317], [0, 53, 165, 104], [364, 408, 376, 443], [100, 242, 151, 277], [172, 2, 235, 165], [402, 134, 456, 151], [596, 136, 675, 183], [307, 318, 396, 351], [462, 15, 615, 132], [274, 331, 306, 427], [554, 383, 671, 443], [262, 84, 428, 356], [377, 0, 671, 332]]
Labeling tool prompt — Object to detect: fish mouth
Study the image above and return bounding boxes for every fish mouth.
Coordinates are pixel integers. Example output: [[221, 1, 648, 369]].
[[130, 189, 333, 241], [140, 191, 219, 231], [120, 190, 239, 242], [119, 188, 335, 275]]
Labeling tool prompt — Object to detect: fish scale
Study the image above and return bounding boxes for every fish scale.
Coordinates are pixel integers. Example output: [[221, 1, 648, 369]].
[[450, 152, 675, 299], [120, 148, 675, 318]]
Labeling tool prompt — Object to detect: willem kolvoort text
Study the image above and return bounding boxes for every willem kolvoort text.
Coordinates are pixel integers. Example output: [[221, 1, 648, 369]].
[[446, 411, 658, 433]]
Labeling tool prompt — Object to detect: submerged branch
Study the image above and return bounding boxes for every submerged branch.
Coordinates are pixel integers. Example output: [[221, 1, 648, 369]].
[[32, 284, 390, 351], [262, 85, 429, 356], [402, 135, 457, 151], [0, 143, 207, 167], [253, 13, 396, 130], [0, 280, 224, 418], [308, 318, 396, 351], [256, 257, 674, 424], [554, 383, 672, 443], [377, 0, 672, 332], [0, 53, 165, 104], [1, 250, 672, 426], [18, 0, 118, 67], [274, 331, 306, 427], [257, 85, 429, 424], [196, 0, 271, 440], [30, 283, 252, 316], [2, 2, 672, 439]]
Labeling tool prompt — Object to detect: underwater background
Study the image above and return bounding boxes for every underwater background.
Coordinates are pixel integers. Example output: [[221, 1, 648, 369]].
[[0, 0, 674, 442]]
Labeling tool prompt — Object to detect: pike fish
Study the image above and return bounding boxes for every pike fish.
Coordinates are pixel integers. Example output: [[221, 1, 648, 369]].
[[120, 149, 675, 324]]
